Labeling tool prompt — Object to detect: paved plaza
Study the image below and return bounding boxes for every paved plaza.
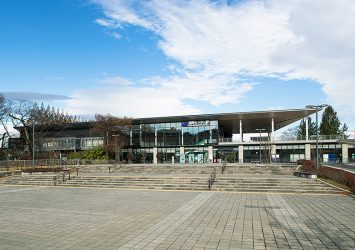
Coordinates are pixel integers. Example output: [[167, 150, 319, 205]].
[[0, 185, 354, 249]]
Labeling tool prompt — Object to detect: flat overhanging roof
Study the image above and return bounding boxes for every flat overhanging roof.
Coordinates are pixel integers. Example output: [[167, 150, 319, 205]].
[[135, 108, 317, 133], [15, 108, 317, 135]]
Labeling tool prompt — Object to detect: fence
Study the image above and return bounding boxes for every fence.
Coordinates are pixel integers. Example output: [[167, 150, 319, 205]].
[[0, 159, 115, 171]]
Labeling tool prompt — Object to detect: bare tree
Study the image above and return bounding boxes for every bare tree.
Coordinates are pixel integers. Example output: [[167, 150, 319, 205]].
[[29, 102, 82, 152], [3, 98, 34, 156], [0, 94, 8, 150], [91, 114, 133, 161]]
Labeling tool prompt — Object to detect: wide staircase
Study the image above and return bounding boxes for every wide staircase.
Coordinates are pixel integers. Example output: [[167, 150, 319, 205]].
[[0, 174, 58, 186], [0, 164, 346, 194]]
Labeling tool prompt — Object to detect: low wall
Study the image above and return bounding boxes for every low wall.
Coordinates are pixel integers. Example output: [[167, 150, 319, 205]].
[[319, 166, 355, 192], [0, 170, 22, 178]]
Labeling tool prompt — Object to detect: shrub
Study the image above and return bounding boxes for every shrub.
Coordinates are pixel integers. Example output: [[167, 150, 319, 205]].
[[68, 148, 109, 160], [318, 166, 355, 192]]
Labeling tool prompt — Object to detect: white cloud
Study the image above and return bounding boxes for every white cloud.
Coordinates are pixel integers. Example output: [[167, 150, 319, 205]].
[[82, 0, 355, 120], [95, 18, 118, 28], [65, 86, 200, 118], [92, 0, 152, 29], [100, 76, 132, 86]]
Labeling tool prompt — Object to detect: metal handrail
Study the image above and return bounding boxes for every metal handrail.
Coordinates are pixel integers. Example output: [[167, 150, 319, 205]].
[[208, 169, 217, 191], [219, 134, 348, 143], [221, 163, 227, 174], [53, 167, 80, 185]]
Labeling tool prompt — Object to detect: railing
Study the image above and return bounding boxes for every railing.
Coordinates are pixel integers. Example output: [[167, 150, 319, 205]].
[[219, 138, 233, 143], [221, 163, 227, 174], [53, 167, 80, 186], [0, 159, 117, 171], [309, 135, 347, 140], [208, 169, 217, 191], [219, 134, 348, 143]]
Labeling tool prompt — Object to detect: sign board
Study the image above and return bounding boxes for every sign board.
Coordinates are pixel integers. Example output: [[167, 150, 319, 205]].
[[181, 121, 210, 127], [180, 154, 185, 164]]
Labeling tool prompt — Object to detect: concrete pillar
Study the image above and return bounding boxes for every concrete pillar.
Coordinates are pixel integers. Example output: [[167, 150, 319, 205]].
[[270, 144, 276, 163], [271, 144, 276, 155], [209, 126, 212, 143], [208, 146, 213, 163], [153, 147, 158, 164], [239, 120, 243, 142], [179, 147, 185, 164], [305, 144, 311, 160], [271, 118, 274, 141], [306, 117, 309, 140], [129, 129, 133, 146], [181, 127, 184, 145], [139, 124, 142, 146], [342, 144, 349, 163], [154, 128, 157, 146], [179, 146, 184, 155], [238, 145, 244, 163]]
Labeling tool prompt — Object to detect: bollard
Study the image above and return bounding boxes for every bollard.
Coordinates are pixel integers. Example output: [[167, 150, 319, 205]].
[[53, 176, 56, 186], [63, 173, 65, 182], [76, 168, 79, 176], [68, 172, 70, 180]]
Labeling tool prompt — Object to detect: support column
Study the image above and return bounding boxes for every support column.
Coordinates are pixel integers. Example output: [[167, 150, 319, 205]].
[[305, 144, 311, 160], [271, 118, 274, 141], [129, 129, 132, 146], [155, 128, 157, 146], [270, 144, 276, 163], [238, 145, 244, 163], [181, 127, 184, 145], [306, 117, 309, 140], [179, 147, 185, 164], [139, 124, 142, 146], [208, 146, 213, 163], [239, 120, 243, 142], [153, 147, 158, 164], [270, 118, 275, 163], [342, 144, 349, 163], [271, 144, 276, 155]]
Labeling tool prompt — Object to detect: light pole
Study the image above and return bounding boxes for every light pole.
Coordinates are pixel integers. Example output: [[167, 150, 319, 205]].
[[112, 134, 119, 163], [32, 119, 35, 167], [306, 104, 328, 171], [255, 128, 266, 163]]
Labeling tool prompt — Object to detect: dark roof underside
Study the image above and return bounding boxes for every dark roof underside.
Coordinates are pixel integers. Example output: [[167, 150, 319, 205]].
[[135, 108, 317, 134], [16, 108, 317, 135]]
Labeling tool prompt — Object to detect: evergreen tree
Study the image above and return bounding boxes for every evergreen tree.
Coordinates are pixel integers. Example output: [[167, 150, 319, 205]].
[[319, 106, 341, 135], [297, 117, 317, 139], [341, 123, 348, 136]]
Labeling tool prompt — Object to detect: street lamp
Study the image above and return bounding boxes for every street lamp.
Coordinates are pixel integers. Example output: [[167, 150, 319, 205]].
[[255, 128, 266, 163], [305, 104, 328, 171], [32, 119, 35, 167]]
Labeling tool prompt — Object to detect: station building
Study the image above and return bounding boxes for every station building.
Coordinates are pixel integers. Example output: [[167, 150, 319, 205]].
[[19, 108, 355, 164]]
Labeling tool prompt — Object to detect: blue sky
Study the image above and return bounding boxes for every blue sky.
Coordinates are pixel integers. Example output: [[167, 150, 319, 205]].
[[1, 0, 354, 131]]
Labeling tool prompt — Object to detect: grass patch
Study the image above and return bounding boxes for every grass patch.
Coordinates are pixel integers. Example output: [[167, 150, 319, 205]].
[[319, 177, 353, 193]]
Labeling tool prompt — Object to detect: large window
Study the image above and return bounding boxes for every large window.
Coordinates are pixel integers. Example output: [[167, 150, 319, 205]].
[[131, 120, 218, 147]]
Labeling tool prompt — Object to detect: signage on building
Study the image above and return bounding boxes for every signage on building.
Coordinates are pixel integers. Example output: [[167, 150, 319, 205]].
[[181, 121, 210, 127]]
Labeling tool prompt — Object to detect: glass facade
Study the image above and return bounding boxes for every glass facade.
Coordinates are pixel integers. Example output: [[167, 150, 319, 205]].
[[131, 120, 218, 147], [42, 137, 103, 151], [127, 120, 218, 163], [276, 144, 305, 163]]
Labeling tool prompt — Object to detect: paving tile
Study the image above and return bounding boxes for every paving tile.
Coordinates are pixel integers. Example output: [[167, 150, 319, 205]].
[[0, 186, 354, 249]]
